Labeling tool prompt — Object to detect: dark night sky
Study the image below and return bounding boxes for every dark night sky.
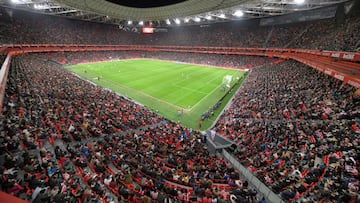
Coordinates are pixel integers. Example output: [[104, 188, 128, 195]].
[[106, 0, 188, 8]]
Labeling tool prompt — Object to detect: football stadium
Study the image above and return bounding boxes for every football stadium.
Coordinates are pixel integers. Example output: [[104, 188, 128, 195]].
[[0, 0, 359, 203]]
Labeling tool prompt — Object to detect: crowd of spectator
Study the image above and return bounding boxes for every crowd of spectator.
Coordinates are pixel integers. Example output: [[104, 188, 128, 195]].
[[1, 4, 360, 203], [1, 7, 360, 52], [289, 17, 360, 52], [2, 55, 164, 143], [2, 51, 357, 203], [264, 25, 305, 48], [0, 54, 260, 203], [215, 60, 360, 202]]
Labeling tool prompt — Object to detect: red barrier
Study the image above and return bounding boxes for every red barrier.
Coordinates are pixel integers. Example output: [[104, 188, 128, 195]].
[[293, 56, 360, 88], [2, 44, 360, 62]]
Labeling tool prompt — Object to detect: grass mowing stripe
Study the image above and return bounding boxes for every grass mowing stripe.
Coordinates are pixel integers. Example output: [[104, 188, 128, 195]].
[[189, 75, 227, 112], [172, 84, 208, 95], [83, 71, 186, 110], [66, 59, 245, 129], [169, 67, 225, 108], [186, 69, 233, 111]]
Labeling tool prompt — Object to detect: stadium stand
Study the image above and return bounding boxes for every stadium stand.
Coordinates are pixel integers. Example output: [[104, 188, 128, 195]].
[[290, 17, 360, 52], [215, 60, 359, 202], [0, 4, 360, 203], [1, 54, 253, 202], [0, 8, 359, 51]]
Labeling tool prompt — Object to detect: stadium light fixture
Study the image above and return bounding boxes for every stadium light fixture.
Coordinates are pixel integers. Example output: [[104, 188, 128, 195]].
[[175, 18, 181, 24], [294, 0, 305, 4], [128, 20, 132, 25], [11, 0, 23, 4], [34, 4, 44, 9], [194, 17, 201, 22], [219, 14, 226, 19], [233, 10, 244, 17], [138, 21, 144, 25], [166, 19, 171, 25]]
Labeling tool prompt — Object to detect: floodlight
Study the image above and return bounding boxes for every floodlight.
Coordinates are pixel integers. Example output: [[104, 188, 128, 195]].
[[294, 0, 305, 4], [194, 17, 201, 22], [34, 4, 49, 10], [219, 14, 226, 18], [233, 10, 244, 17], [11, 0, 22, 4]]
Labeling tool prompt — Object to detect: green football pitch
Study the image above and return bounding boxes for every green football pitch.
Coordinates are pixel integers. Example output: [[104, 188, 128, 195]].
[[66, 59, 245, 129]]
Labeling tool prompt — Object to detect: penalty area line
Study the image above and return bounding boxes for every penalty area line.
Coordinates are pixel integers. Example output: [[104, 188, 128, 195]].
[[188, 69, 234, 113], [188, 81, 224, 113]]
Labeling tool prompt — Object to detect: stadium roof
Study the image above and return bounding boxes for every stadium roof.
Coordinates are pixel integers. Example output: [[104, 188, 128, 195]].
[[0, 0, 350, 26]]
